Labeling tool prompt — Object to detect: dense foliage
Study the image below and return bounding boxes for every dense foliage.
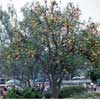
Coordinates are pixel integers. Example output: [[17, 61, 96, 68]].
[[59, 86, 87, 98], [7, 88, 43, 98], [6, 86, 100, 99], [0, 0, 100, 98]]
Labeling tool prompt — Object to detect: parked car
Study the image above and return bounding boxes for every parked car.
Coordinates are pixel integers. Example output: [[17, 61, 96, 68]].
[[96, 79, 100, 86], [62, 76, 91, 87], [5, 79, 24, 90], [72, 76, 85, 80], [33, 78, 50, 91], [34, 78, 49, 83], [0, 78, 8, 95], [0, 78, 8, 84]]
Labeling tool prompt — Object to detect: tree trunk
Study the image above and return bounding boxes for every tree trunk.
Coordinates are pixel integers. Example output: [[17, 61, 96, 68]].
[[51, 84, 60, 98]]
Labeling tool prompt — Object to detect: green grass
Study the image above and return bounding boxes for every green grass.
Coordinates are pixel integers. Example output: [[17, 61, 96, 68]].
[[69, 92, 100, 99]]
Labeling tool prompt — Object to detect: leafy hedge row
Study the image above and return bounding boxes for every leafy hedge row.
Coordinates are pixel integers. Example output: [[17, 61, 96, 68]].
[[7, 88, 43, 98], [6, 86, 88, 98], [59, 86, 87, 98]]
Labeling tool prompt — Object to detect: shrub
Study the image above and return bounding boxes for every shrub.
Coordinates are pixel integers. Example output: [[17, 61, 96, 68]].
[[33, 92, 43, 98], [22, 88, 43, 98], [7, 88, 22, 98], [59, 86, 87, 98], [6, 87, 43, 98], [44, 92, 51, 98], [22, 88, 34, 98]]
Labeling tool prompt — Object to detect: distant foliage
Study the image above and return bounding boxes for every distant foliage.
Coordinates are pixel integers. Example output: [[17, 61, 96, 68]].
[[59, 86, 87, 98]]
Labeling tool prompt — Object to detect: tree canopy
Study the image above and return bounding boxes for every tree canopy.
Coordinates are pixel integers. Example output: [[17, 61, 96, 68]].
[[0, 0, 100, 98]]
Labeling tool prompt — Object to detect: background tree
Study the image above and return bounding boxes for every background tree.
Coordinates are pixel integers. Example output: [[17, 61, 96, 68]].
[[87, 68, 100, 83]]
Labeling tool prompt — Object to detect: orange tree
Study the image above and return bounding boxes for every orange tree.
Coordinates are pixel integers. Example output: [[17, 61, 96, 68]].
[[2, 31, 37, 82], [77, 21, 100, 68], [0, 2, 41, 81], [2, 1, 100, 98], [20, 1, 100, 98], [20, 1, 100, 97]]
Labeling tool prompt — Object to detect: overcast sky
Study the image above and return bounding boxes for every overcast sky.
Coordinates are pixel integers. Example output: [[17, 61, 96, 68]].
[[0, 0, 100, 22]]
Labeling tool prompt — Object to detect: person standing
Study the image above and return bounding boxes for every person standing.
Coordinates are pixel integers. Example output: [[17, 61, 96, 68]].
[[93, 83, 96, 91], [2, 87, 7, 98]]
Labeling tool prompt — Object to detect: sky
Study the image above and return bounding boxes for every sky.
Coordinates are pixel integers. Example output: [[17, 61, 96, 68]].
[[0, 0, 100, 22]]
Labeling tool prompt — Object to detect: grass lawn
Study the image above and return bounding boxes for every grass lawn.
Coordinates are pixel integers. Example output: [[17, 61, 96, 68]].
[[69, 92, 100, 99]]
